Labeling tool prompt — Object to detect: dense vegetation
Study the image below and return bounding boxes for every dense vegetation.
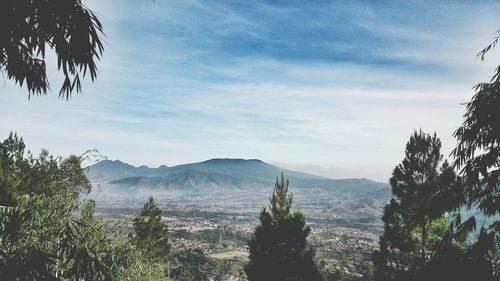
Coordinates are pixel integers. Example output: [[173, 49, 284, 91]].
[[0, 133, 166, 280]]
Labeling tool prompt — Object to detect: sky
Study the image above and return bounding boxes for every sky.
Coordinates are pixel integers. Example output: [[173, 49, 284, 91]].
[[1, 0, 500, 182]]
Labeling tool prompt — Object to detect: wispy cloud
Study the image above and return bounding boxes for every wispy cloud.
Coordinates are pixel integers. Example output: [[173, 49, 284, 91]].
[[2, 0, 500, 182]]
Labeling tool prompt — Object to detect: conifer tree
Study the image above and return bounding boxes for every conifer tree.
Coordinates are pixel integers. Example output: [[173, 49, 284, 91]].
[[245, 173, 322, 281], [373, 130, 464, 281], [133, 196, 171, 262]]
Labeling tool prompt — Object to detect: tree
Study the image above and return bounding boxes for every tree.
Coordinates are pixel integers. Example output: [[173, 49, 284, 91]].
[[0, 133, 165, 280], [170, 250, 214, 281], [1, 0, 104, 98], [373, 130, 465, 281], [133, 196, 171, 262], [245, 173, 322, 281], [451, 28, 500, 280], [0, 132, 91, 205]]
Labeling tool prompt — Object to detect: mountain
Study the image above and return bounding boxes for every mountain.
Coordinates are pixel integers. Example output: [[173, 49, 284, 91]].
[[87, 159, 391, 229], [86, 158, 388, 194], [86, 159, 160, 182]]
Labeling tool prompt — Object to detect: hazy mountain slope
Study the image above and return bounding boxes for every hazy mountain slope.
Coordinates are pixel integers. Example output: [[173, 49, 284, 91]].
[[87, 158, 388, 194], [86, 159, 156, 181], [110, 170, 248, 190], [167, 158, 325, 181]]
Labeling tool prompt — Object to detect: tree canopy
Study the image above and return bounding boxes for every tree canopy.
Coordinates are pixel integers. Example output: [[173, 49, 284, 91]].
[[451, 28, 500, 280], [0, 0, 104, 98], [373, 130, 470, 281], [133, 196, 171, 262], [245, 173, 322, 281], [452, 29, 500, 227], [0, 133, 165, 280], [0, 132, 91, 205]]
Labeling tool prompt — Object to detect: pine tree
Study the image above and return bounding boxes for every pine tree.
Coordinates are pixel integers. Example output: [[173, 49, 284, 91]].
[[133, 196, 171, 262], [373, 130, 464, 281], [245, 173, 322, 281]]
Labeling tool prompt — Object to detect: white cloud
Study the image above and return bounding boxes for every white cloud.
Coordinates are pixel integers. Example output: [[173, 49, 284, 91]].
[[2, 0, 499, 182]]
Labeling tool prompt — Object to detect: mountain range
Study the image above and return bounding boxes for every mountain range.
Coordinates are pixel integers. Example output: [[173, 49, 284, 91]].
[[86, 158, 389, 194], [86, 158, 391, 229]]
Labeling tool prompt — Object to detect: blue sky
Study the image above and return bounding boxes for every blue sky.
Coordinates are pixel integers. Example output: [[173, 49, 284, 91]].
[[2, 0, 500, 181]]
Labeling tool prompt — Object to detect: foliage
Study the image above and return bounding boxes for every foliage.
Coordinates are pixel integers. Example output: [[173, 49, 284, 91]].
[[170, 249, 215, 281], [0, 133, 164, 280], [451, 28, 500, 280], [452, 61, 500, 220], [0, 133, 91, 206], [373, 130, 467, 281], [173, 227, 249, 246], [245, 173, 323, 281], [133, 196, 171, 262], [0, 0, 104, 98], [358, 261, 374, 281]]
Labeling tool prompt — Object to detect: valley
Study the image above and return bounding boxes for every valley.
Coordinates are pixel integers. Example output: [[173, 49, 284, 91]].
[[88, 158, 391, 280]]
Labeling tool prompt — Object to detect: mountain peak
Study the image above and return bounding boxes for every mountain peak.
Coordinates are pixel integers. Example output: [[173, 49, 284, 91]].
[[86, 158, 389, 193], [204, 158, 265, 164], [99, 159, 134, 167]]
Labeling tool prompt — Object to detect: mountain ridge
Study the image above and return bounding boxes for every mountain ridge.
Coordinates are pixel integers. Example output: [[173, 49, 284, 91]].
[[86, 158, 388, 194]]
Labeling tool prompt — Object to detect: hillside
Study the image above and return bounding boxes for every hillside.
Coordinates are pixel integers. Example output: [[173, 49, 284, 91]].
[[86, 158, 388, 194]]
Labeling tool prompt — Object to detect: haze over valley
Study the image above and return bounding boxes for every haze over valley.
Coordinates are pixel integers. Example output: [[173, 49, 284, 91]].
[[85, 157, 390, 278], [87, 158, 389, 229]]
